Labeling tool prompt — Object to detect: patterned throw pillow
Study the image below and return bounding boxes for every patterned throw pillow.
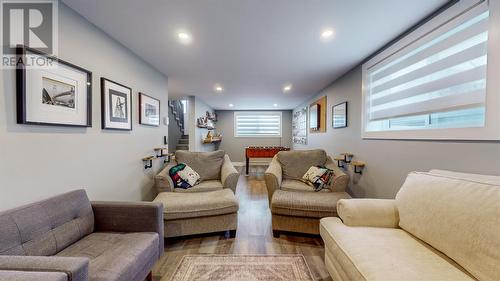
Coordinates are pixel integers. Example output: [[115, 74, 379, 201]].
[[169, 163, 201, 189], [302, 166, 334, 191]]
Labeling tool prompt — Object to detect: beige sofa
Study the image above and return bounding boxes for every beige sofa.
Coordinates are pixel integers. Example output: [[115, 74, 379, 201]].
[[265, 149, 350, 236], [320, 170, 500, 281], [154, 150, 240, 238]]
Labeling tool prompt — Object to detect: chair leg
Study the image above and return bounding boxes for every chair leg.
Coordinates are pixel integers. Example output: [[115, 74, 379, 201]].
[[273, 230, 280, 238], [146, 271, 152, 281]]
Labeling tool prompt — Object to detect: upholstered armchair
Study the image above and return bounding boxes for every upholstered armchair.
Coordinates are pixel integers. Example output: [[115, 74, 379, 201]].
[[264, 149, 351, 236], [155, 150, 239, 194]]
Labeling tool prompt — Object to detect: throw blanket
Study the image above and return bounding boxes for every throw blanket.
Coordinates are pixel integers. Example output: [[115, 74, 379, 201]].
[[169, 163, 201, 189], [302, 166, 334, 191]]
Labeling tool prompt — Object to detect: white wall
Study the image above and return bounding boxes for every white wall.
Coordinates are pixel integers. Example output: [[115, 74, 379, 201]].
[[188, 96, 216, 152], [0, 4, 169, 210], [216, 110, 293, 162], [293, 0, 500, 199]]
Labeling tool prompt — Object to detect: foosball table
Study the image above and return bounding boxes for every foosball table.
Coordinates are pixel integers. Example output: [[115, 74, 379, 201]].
[[245, 146, 290, 175]]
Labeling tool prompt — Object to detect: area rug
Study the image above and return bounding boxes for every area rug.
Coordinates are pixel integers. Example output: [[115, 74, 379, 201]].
[[170, 255, 315, 281]]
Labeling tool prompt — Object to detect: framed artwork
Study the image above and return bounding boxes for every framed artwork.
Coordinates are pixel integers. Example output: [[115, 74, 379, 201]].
[[101, 78, 132, 130], [309, 104, 320, 131], [139, 93, 160, 126], [292, 106, 308, 144], [333, 102, 348, 128], [16, 46, 92, 127]]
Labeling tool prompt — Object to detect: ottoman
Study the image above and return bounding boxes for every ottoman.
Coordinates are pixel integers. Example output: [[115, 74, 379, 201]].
[[153, 189, 239, 238], [271, 190, 351, 236]]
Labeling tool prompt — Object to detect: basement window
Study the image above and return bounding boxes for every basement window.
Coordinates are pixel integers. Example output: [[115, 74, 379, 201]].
[[234, 112, 282, 137], [362, 0, 497, 140]]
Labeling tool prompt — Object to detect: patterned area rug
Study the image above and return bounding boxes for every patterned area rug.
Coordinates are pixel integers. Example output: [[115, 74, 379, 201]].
[[170, 255, 315, 281]]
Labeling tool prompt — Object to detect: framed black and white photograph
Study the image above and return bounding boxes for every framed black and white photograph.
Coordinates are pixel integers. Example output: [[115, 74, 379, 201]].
[[101, 78, 132, 130], [333, 101, 348, 128], [16, 46, 92, 127], [139, 93, 160, 126]]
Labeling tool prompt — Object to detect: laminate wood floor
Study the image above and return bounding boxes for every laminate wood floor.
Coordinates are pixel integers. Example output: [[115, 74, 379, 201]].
[[152, 165, 332, 281]]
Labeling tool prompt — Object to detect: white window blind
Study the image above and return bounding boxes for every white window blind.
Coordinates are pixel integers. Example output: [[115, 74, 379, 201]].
[[234, 112, 282, 137], [362, 0, 489, 138]]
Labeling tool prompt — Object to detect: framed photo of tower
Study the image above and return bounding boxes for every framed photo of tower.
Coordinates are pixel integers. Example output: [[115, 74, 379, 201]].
[[101, 78, 132, 130]]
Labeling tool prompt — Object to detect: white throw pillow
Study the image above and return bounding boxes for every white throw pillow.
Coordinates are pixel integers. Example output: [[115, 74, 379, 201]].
[[177, 164, 201, 187], [302, 166, 328, 183]]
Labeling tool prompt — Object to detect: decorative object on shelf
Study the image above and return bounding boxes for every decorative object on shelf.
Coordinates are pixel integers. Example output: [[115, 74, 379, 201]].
[[351, 161, 366, 174], [139, 93, 160, 126], [16, 46, 92, 127], [197, 110, 216, 129], [340, 153, 353, 163], [154, 148, 173, 163], [309, 96, 327, 133], [334, 156, 346, 168], [101, 78, 132, 130], [142, 156, 154, 169], [333, 101, 348, 128], [293, 106, 308, 145], [202, 131, 222, 144]]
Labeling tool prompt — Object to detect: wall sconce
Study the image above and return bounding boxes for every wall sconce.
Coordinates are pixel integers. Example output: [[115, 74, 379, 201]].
[[142, 156, 154, 169], [351, 161, 366, 174]]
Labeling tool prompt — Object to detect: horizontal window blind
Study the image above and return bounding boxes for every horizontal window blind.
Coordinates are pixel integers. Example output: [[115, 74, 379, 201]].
[[234, 112, 282, 137], [364, 1, 489, 133]]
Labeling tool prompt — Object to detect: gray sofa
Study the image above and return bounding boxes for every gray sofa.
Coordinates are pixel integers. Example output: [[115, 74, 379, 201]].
[[0, 190, 163, 281], [265, 149, 351, 236]]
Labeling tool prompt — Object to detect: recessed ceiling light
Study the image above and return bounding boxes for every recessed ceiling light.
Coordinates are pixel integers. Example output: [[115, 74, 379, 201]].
[[228, 103, 234, 107], [214, 84, 224, 93], [283, 83, 292, 93], [321, 28, 334, 40], [273, 104, 278, 107], [177, 31, 192, 44]]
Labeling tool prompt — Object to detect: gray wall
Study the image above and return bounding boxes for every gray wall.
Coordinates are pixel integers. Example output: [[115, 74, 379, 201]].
[[294, 66, 500, 200], [0, 4, 169, 210], [216, 110, 293, 162]]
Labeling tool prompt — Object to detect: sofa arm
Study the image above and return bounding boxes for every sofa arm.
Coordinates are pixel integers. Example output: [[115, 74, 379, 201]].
[[337, 199, 399, 228], [91, 201, 164, 258], [221, 154, 239, 193], [155, 163, 176, 193], [0, 256, 89, 281], [325, 156, 350, 192], [264, 156, 282, 204]]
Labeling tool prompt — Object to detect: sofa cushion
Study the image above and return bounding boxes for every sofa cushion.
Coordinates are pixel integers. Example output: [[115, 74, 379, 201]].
[[271, 190, 350, 218], [175, 150, 225, 180], [0, 270, 68, 281], [277, 149, 327, 179], [396, 172, 500, 281], [281, 179, 331, 193], [320, 217, 475, 281], [0, 190, 94, 256], [154, 189, 238, 220], [56, 232, 159, 281]]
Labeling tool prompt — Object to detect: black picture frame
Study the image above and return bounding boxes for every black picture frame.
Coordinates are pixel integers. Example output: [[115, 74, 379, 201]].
[[139, 92, 160, 127], [101, 77, 133, 131], [16, 45, 92, 127], [332, 101, 348, 129]]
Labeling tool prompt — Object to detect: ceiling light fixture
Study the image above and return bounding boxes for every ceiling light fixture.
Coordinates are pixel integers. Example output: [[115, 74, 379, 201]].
[[228, 103, 234, 107], [283, 83, 292, 93], [321, 28, 334, 40], [214, 84, 224, 93], [273, 104, 278, 107], [177, 31, 192, 44]]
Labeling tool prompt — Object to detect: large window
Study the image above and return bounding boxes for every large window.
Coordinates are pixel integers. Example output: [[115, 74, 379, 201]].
[[234, 112, 282, 137], [362, 0, 497, 140]]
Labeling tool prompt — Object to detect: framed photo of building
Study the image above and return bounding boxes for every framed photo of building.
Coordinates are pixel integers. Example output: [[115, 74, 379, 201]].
[[139, 93, 160, 126], [292, 106, 308, 145], [101, 78, 132, 130], [333, 101, 348, 128], [16, 46, 92, 127]]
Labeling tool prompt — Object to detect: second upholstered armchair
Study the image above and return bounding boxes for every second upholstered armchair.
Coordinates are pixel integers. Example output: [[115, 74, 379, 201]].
[[264, 149, 351, 236]]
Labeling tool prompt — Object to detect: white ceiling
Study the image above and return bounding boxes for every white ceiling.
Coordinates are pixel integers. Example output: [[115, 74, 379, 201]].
[[62, 0, 448, 110]]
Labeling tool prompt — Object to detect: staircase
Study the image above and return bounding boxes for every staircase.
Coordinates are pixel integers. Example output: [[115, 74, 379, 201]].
[[168, 100, 185, 135], [176, 135, 189, 151]]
